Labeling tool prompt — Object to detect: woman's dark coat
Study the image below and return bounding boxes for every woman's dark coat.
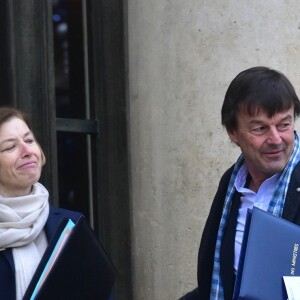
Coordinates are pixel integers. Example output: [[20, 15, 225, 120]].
[[0, 206, 82, 300]]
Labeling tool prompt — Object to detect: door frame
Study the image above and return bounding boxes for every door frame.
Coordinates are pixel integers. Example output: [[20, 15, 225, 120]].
[[0, 1, 132, 299]]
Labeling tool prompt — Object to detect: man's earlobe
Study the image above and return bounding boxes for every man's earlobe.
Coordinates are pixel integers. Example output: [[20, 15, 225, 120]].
[[227, 130, 240, 147], [231, 139, 239, 147], [227, 129, 236, 142]]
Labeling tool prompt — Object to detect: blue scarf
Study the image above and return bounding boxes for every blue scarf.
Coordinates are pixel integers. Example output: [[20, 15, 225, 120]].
[[210, 131, 300, 300]]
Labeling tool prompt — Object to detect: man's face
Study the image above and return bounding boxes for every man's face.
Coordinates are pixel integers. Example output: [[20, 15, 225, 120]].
[[228, 107, 295, 184]]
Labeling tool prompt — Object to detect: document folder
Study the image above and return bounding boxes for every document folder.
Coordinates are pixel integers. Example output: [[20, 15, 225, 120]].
[[233, 207, 300, 300], [23, 216, 117, 300]]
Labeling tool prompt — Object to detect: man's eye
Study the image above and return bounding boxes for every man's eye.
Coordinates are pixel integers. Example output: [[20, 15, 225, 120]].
[[251, 127, 266, 134], [277, 123, 291, 131]]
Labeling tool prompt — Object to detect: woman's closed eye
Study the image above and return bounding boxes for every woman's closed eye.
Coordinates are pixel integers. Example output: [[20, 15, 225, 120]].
[[0, 139, 35, 153], [0, 144, 15, 153], [25, 138, 35, 144]]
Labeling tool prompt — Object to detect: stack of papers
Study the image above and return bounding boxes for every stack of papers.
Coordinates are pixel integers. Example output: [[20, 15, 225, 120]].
[[23, 216, 116, 300], [283, 276, 300, 300], [30, 219, 75, 299]]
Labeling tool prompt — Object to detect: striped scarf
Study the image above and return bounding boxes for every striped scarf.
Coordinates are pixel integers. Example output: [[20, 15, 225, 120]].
[[210, 131, 300, 300]]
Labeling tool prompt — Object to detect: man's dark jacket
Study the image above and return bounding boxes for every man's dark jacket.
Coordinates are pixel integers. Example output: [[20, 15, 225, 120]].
[[181, 161, 300, 300], [0, 206, 82, 300]]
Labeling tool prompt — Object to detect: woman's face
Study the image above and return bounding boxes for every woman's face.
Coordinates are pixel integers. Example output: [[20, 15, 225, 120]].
[[0, 117, 43, 197]]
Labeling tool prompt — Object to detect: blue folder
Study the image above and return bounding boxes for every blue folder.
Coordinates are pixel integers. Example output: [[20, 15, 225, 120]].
[[233, 207, 300, 300]]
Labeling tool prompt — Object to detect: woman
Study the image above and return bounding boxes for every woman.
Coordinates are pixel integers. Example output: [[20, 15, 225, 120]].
[[0, 107, 82, 300]]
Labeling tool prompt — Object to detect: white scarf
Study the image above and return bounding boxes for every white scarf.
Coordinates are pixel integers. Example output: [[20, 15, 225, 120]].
[[0, 182, 49, 300]]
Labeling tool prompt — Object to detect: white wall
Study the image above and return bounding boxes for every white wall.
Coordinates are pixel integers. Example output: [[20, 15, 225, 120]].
[[127, 1, 300, 298]]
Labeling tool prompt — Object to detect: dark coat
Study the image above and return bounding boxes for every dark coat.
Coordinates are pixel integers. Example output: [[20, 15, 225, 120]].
[[181, 161, 300, 300], [0, 205, 82, 300]]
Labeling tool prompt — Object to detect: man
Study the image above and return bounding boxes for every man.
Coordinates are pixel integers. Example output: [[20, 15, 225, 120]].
[[182, 66, 300, 300]]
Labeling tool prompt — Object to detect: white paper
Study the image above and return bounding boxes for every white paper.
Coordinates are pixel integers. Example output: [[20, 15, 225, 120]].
[[283, 276, 300, 300]]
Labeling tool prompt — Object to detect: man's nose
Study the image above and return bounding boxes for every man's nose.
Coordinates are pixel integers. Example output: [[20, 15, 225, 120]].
[[267, 127, 282, 144]]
